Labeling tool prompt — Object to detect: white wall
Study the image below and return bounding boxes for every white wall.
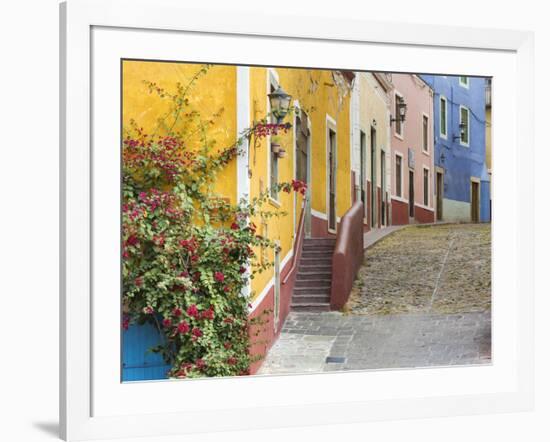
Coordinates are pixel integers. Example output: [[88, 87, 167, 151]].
[[0, 1, 548, 442]]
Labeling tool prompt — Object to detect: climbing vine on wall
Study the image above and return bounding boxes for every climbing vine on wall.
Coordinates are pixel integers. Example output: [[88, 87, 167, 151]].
[[122, 65, 306, 378]]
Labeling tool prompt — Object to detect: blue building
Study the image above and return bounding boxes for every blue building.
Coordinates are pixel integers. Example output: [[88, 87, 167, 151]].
[[421, 75, 490, 223]]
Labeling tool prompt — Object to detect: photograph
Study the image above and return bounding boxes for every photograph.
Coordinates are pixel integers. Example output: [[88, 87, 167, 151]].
[[121, 60, 492, 381]]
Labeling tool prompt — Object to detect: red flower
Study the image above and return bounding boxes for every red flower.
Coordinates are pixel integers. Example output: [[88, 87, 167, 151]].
[[230, 222, 239, 230], [223, 342, 232, 349], [191, 327, 203, 338], [153, 235, 165, 246], [177, 320, 190, 334], [223, 286, 231, 293], [239, 266, 247, 274], [201, 308, 214, 320], [214, 271, 225, 282], [227, 357, 237, 365], [172, 307, 182, 317], [126, 235, 139, 246], [186, 304, 199, 318], [162, 318, 172, 327], [195, 358, 206, 370]]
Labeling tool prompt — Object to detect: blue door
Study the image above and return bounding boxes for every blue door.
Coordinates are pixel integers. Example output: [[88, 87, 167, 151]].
[[122, 321, 172, 382]]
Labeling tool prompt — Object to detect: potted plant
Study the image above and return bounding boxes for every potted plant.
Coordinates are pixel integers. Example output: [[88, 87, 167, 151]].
[[270, 135, 282, 154]]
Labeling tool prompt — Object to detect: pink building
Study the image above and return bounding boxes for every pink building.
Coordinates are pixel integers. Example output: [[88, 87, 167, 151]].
[[389, 74, 435, 225]]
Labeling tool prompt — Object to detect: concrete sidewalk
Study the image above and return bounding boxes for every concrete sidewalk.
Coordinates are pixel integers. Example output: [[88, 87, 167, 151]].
[[364, 225, 405, 249]]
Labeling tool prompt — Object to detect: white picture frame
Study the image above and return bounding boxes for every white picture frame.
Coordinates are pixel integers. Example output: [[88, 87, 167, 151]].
[[60, 0, 534, 440]]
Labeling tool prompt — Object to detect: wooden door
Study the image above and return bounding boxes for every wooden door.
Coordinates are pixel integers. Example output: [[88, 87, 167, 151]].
[[370, 126, 377, 227], [436, 171, 443, 221], [409, 170, 415, 218], [360, 131, 366, 216], [380, 150, 386, 226], [328, 129, 337, 231], [471, 181, 480, 223]]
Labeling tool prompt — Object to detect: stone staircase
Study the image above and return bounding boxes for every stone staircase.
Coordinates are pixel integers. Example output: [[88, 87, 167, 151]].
[[290, 237, 335, 312]]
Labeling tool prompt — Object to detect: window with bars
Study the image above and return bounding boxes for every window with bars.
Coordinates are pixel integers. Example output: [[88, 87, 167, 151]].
[[269, 82, 279, 200], [395, 155, 402, 198], [460, 106, 470, 146], [423, 168, 429, 206], [422, 114, 429, 153], [439, 96, 447, 138]]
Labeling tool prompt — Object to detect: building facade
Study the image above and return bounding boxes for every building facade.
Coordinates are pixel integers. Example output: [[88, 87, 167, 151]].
[[389, 74, 435, 225], [350, 72, 393, 230], [421, 75, 490, 223], [122, 61, 354, 378]]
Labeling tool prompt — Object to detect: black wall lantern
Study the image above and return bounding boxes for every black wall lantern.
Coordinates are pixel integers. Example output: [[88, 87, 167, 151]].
[[268, 86, 292, 124], [390, 100, 407, 125], [453, 122, 466, 141]]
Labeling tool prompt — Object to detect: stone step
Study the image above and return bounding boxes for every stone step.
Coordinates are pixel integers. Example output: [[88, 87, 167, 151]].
[[304, 238, 336, 244], [301, 251, 334, 259], [303, 242, 335, 248], [291, 293, 330, 304], [299, 264, 332, 273], [296, 271, 332, 280], [295, 278, 331, 288], [293, 286, 331, 295], [300, 257, 332, 265], [290, 303, 331, 312]]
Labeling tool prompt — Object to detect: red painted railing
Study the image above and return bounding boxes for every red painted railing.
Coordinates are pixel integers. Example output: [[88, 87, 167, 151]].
[[330, 201, 364, 310]]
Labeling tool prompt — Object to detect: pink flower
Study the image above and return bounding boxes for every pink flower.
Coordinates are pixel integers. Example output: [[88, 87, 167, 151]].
[[239, 267, 247, 274], [223, 286, 231, 293], [214, 271, 225, 282], [177, 321, 190, 334], [191, 327, 203, 338], [195, 358, 206, 370], [172, 307, 183, 317], [186, 304, 199, 318], [201, 308, 214, 320], [227, 357, 237, 365], [143, 306, 154, 315], [223, 342, 232, 350], [153, 235, 165, 246], [162, 318, 172, 327]]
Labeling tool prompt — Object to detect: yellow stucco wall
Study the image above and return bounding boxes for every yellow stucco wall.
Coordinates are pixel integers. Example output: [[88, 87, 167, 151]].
[[122, 60, 238, 203], [248, 67, 352, 298], [122, 60, 352, 304]]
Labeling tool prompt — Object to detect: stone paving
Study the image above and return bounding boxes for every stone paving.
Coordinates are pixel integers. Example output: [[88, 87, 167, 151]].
[[258, 224, 492, 375]]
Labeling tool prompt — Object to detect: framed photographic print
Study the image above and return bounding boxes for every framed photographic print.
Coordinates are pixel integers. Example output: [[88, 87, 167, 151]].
[[60, 0, 534, 440]]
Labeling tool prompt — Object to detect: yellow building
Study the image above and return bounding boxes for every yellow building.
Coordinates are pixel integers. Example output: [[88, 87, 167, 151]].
[[122, 61, 355, 369]]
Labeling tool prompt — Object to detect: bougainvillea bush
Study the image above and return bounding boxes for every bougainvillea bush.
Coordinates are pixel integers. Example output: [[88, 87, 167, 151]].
[[122, 65, 306, 379]]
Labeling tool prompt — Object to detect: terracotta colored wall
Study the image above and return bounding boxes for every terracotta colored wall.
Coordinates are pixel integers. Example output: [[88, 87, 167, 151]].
[[391, 199, 409, 225], [414, 205, 435, 224], [390, 74, 435, 214]]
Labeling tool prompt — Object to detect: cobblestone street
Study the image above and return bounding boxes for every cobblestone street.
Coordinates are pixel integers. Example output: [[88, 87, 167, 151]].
[[259, 224, 492, 375]]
